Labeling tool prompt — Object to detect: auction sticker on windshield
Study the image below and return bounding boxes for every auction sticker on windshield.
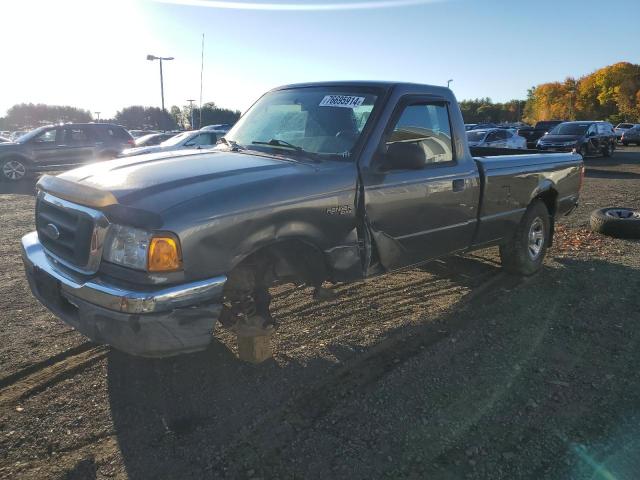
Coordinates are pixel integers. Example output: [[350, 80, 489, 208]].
[[319, 95, 365, 108]]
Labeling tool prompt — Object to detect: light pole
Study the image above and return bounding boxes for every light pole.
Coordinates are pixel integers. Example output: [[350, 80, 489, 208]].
[[146, 54, 174, 116], [447, 79, 453, 88], [186, 99, 196, 130], [94, 112, 100, 122]]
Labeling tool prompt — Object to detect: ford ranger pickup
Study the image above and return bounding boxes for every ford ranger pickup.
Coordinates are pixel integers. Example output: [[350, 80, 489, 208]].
[[21, 82, 584, 357]]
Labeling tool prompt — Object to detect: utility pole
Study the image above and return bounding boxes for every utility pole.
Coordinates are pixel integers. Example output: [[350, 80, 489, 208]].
[[447, 79, 453, 88], [147, 54, 174, 129], [186, 99, 196, 130], [94, 112, 100, 122]]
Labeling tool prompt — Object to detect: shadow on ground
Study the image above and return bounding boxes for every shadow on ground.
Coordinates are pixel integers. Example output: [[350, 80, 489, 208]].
[[106, 255, 499, 479], [0, 177, 38, 196], [106, 257, 640, 479]]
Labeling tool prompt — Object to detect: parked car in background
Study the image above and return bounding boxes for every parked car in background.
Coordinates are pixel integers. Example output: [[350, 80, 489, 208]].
[[10, 130, 30, 141], [466, 128, 527, 149], [201, 123, 233, 133], [0, 136, 10, 143], [0, 123, 134, 181], [119, 128, 221, 157], [517, 120, 565, 149], [134, 132, 176, 147], [128, 129, 159, 138], [537, 121, 616, 157], [614, 123, 636, 141], [621, 125, 640, 146]]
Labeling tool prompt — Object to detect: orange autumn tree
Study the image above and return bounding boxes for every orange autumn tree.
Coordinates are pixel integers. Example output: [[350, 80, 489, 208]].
[[523, 62, 640, 124]]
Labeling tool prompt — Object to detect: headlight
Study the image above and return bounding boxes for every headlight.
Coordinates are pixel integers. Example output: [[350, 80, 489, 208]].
[[103, 225, 182, 272], [103, 224, 151, 270]]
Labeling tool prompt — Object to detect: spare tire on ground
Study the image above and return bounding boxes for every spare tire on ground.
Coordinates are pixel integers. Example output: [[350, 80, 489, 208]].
[[590, 208, 640, 239]]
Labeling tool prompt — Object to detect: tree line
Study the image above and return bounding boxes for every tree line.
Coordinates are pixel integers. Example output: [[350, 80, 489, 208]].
[[0, 102, 241, 131], [1, 62, 638, 130]]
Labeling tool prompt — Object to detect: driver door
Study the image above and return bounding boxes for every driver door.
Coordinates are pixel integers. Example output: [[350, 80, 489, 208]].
[[30, 127, 65, 165], [362, 98, 480, 270]]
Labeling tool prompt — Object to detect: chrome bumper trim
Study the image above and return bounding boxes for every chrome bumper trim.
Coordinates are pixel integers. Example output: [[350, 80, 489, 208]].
[[21, 231, 226, 314]]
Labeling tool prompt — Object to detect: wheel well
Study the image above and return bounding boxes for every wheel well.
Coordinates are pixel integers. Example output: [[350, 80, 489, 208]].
[[535, 189, 557, 217], [226, 239, 330, 294], [534, 189, 557, 245], [0, 154, 31, 165]]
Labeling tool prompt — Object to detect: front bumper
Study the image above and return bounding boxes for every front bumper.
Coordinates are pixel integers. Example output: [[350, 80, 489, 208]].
[[537, 144, 576, 152], [21, 231, 226, 357]]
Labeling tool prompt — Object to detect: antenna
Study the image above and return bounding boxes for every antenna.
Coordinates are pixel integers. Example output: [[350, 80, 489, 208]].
[[199, 33, 204, 129]]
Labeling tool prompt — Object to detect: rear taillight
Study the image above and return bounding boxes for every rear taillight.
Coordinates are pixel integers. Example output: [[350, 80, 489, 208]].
[[127, 139, 135, 146]]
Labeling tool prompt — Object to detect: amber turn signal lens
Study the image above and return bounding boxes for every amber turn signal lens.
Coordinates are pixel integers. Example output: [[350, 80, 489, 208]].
[[148, 236, 182, 272]]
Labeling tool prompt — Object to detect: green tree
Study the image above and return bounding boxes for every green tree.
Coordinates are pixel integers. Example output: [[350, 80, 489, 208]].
[[114, 106, 176, 130], [191, 102, 241, 129], [4, 103, 92, 129]]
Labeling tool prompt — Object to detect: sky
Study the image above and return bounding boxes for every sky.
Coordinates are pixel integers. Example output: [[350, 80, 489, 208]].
[[1, 0, 638, 119]]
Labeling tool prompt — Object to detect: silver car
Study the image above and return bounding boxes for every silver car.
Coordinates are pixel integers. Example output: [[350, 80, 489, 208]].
[[120, 128, 223, 157], [466, 128, 527, 149], [614, 123, 636, 141]]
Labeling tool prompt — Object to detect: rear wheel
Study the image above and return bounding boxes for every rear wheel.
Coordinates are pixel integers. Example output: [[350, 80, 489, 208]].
[[1, 158, 28, 182], [499, 200, 551, 276]]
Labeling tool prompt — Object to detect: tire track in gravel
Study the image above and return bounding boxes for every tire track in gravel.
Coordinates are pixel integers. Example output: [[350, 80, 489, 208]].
[[0, 343, 107, 405]]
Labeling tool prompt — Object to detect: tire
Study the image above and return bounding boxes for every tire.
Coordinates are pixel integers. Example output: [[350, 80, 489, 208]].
[[499, 200, 551, 276], [1, 157, 28, 182], [590, 208, 640, 239]]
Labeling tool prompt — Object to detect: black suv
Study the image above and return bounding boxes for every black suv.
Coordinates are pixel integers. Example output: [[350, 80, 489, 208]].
[[0, 123, 134, 181], [536, 121, 616, 158], [517, 120, 566, 149]]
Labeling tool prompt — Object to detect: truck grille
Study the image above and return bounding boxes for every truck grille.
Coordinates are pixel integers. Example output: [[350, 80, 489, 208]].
[[35, 192, 110, 274]]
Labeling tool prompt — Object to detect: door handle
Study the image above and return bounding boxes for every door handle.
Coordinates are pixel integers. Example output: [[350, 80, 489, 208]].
[[452, 179, 465, 192]]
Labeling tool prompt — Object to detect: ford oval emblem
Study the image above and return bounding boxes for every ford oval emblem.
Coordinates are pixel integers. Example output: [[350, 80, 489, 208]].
[[44, 223, 60, 240]]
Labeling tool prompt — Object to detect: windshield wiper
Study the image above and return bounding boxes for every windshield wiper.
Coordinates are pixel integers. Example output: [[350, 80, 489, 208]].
[[252, 139, 304, 151], [217, 137, 244, 151]]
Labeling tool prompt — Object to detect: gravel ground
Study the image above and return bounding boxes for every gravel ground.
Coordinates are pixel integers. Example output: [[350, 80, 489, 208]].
[[0, 146, 639, 479]]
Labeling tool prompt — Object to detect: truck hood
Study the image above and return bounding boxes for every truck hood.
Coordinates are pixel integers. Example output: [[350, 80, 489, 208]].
[[119, 145, 165, 157], [55, 149, 306, 212]]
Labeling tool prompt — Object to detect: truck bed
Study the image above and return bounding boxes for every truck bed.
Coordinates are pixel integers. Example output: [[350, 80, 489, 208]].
[[470, 150, 583, 247]]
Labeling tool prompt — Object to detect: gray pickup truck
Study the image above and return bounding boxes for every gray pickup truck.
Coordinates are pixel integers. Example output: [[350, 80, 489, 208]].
[[21, 82, 584, 357]]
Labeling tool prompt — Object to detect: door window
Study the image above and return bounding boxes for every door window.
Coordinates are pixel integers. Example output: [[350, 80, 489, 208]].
[[33, 129, 59, 144], [65, 127, 93, 145], [388, 103, 453, 164]]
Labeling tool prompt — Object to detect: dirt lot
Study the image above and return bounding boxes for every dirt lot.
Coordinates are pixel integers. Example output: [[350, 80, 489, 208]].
[[1, 147, 639, 479]]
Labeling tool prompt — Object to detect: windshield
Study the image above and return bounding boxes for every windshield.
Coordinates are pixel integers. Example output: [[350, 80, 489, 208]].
[[221, 87, 380, 158], [160, 131, 193, 147], [466, 131, 487, 142], [550, 123, 589, 135], [15, 127, 47, 143], [535, 121, 559, 130]]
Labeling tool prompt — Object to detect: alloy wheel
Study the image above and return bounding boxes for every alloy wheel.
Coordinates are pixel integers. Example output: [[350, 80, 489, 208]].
[[2, 160, 26, 181]]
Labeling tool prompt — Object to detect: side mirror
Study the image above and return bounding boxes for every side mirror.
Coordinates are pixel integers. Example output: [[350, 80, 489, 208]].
[[384, 142, 426, 170]]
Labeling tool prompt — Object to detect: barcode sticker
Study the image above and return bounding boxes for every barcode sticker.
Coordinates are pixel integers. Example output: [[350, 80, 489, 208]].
[[319, 95, 366, 108]]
